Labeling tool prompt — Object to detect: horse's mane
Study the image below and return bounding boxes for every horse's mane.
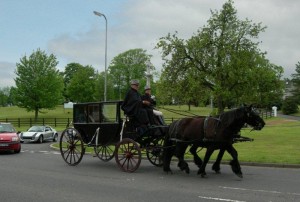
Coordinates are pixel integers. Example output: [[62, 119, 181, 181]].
[[219, 107, 244, 128]]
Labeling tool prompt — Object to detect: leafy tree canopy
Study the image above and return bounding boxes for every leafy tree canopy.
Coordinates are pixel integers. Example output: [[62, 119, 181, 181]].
[[14, 49, 64, 119], [66, 65, 97, 103], [108, 48, 154, 99], [291, 61, 300, 103], [156, 0, 283, 112]]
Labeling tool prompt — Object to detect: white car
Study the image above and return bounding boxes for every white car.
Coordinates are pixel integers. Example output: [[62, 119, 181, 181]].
[[20, 125, 58, 143]]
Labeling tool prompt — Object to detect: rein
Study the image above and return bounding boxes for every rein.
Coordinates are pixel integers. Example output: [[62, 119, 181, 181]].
[[160, 106, 201, 117]]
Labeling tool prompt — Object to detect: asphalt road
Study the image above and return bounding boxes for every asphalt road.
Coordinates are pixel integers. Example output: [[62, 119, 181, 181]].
[[0, 141, 299, 202]]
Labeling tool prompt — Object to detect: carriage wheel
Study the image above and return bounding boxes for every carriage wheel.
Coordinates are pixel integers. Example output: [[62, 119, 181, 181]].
[[115, 138, 141, 172], [146, 137, 164, 167], [94, 145, 115, 162], [59, 128, 84, 166]]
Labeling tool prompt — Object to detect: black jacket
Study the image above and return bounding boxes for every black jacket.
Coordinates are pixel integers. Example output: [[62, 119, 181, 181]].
[[121, 88, 142, 116]]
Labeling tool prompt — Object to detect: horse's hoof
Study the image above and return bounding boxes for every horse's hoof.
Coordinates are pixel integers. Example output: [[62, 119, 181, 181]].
[[197, 170, 206, 177], [212, 165, 220, 173], [235, 173, 243, 178], [200, 172, 207, 178], [164, 170, 173, 175], [163, 168, 173, 174], [212, 167, 221, 174]]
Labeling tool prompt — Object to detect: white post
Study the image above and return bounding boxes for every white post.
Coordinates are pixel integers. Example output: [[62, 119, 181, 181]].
[[272, 106, 277, 117]]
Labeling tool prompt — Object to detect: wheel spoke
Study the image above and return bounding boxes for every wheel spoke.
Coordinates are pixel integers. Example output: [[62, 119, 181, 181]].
[[122, 157, 129, 168], [146, 137, 164, 167], [115, 138, 141, 172], [94, 145, 115, 162], [60, 128, 84, 166]]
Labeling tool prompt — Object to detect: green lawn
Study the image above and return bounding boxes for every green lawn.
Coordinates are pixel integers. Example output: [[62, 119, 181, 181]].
[[0, 105, 73, 119], [1, 105, 299, 165]]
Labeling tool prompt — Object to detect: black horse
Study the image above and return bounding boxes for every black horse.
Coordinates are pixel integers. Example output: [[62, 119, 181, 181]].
[[163, 105, 265, 178]]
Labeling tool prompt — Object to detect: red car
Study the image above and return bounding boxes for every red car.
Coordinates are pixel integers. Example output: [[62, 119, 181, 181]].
[[0, 123, 21, 153]]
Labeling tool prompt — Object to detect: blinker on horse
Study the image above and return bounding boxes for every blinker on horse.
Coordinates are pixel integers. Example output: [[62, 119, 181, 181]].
[[163, 105, 265, 178]]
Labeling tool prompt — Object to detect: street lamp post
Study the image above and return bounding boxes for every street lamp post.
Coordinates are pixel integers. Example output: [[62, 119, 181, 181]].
[[93, 11, 107, 101], [146, 61, 152, 87]]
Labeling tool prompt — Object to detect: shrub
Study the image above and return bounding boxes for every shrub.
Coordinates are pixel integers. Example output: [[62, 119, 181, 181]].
[[282, 97, 299, 115]]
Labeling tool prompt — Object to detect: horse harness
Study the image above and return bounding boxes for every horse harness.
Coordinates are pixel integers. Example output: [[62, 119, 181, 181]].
[[169, 116, 222, 144], [202, 116, 221, 142]]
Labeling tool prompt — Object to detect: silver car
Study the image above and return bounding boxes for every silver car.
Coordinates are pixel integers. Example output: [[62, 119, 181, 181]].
[[20, 125, 58, 143]]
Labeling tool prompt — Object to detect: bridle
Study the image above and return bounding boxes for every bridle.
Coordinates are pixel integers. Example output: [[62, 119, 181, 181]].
[[246, 108, 264, 130]]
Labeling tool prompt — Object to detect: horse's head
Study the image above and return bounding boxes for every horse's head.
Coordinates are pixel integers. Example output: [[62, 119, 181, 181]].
[[243, 105, 265, 130]]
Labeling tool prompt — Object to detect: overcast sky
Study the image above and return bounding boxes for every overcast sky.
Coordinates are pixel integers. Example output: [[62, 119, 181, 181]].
[[1, 0, 299, 87]]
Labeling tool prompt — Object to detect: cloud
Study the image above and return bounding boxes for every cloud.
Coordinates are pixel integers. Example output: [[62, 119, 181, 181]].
[[234, 0, 300, 75], [47, 0, 299, 79], [48, 28, 102, 67], [0, 62, 16, 87], [47, 0, 220, 73], [1, 0, 298, 89]]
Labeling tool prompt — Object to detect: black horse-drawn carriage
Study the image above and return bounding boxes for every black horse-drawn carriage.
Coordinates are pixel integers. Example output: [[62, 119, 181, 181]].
[[59, 101, 168, 172], [59, 102, 265, 177]]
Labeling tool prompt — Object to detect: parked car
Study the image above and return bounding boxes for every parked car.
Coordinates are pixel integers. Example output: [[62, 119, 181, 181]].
[[20, 125, 58, 143], [0, 123, 21, 153]]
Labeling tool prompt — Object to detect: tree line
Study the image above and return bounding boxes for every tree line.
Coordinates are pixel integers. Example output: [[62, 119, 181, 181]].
[[0, 0, 299, 118]]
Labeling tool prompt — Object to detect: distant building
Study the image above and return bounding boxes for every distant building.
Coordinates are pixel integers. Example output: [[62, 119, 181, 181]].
[[64, 102, 75, 109], [283, 81, 296, 99]]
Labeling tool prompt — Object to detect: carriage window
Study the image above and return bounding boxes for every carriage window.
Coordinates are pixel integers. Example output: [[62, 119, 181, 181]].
[[101, 103, 117, 123], [88, 104, 100, 123], [74, 105, 87, 123]]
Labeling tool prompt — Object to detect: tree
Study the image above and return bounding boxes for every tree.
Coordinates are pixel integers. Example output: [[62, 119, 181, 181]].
[[14, 49, 64, 120], [66, 65, 97, 102], [156, 64, 210, 108], [0, 87, 14, 107], [282, 97, 299, 115], [156, 0, 282, 113], [62, 63, 87, 101], [0, 87, 9, 106], [63, 63, 85, 84], [108, 49, 153, 100], [291, 61, 300, 103]]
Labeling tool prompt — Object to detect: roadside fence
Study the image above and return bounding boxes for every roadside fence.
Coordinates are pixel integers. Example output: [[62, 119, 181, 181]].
[[0, 118, 72, 128], [258, 109, 274, 119], [0, 109, 273, 128]]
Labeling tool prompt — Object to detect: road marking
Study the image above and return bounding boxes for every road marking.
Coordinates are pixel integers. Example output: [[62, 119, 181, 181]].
[[198, 196, 245, 202], [220, 186, 300, 196], [21, 150, 61, 155]]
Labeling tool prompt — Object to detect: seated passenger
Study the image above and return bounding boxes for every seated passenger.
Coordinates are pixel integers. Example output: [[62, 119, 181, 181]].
[[142, 85, 165, 125]]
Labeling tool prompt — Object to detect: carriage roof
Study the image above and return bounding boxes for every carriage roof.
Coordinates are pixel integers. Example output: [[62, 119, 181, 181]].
[[73, 101, 123, 124]]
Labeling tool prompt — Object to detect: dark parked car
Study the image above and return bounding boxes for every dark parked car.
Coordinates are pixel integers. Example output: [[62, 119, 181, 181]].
[[0, 123, 21, 153]]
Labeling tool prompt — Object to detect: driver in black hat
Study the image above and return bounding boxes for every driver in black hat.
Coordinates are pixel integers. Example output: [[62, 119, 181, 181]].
[[121, 79, 154, 126]]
